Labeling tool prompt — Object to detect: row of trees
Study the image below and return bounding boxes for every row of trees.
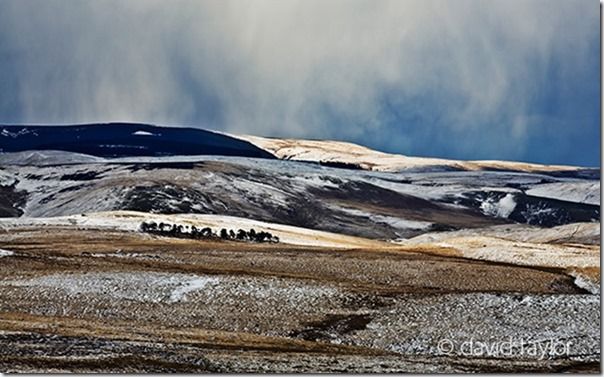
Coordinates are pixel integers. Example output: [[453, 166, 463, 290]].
[[139, 221, 279, 243]]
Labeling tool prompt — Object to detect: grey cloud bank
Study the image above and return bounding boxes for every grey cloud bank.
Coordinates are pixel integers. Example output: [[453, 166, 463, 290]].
[[0, 0, 599, 166]]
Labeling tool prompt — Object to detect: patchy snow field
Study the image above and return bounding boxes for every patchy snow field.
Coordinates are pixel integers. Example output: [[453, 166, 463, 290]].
[[339, 292, 599, 360], [4, 271, 340, 306], [331, 205, 433, 232], [526, 181, 600, 205], [404, 222, 600, 245]]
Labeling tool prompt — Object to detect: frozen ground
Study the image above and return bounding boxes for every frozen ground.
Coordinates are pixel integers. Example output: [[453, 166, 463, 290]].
[[0, 214, 599, 372], [339, 293, 599, 360], [4, 271, 340, 307], [526, 181, 600, 205], [4, 271, 598, 356]]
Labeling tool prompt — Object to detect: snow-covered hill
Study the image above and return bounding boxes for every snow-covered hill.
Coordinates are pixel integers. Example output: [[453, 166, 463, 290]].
[[0, 152, 598, 240], [236, 134, 595, 174], [0, 211, 388, 249], [0, 123, 598, 241], [526, 181, 600, 205]]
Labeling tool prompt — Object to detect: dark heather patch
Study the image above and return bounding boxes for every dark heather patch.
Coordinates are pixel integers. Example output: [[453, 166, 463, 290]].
[[309, 181, 506, 230], [0, 184, 26, 217], [38, 194, 57, 205], [121, 185, 215, 214], [450, 191, 600, 227], [313, 181, 446, 211], [479, 167, 600, 180], [290, 314, 373, 342], [60, 171, 100, 181], [537, 168, 600, 180], [58, 184, 90, 193], [24, 174, 44, 180], [317, 161, 364, 170], [127, 162, 200, 172], [509, 194, 600, 226]]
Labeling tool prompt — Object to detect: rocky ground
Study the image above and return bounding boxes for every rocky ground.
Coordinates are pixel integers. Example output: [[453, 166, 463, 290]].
[[0, 222, 599, 373]]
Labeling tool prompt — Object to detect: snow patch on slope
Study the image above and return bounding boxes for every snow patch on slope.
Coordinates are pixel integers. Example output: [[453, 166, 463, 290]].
[[0, 249, 14, 257], [132, 130, 157, 136], [527, 181, 600, 205], [4, 271, 341, 305], [0, 127, 37, 138], [7, 272, 217, 304], [571, 274, 600, 294], [336, 206, 432, 231], [0, 170, 16, 186], [479, 193, 516, 218], [168, 276, 219, 303], [0, 150, 104, 165]]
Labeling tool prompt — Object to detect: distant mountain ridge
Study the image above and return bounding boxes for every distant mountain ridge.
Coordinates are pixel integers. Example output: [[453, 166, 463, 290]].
[[0, 123, 275, 159], [235, 134, 595, 175], [0, 123, 597, 178], [0, 124, 598, 237]]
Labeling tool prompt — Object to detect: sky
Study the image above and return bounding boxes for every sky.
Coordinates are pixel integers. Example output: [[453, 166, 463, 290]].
[[0, 0, 600, 166]]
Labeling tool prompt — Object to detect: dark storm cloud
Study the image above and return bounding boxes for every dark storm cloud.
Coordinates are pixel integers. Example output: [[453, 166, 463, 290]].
[[0, 0, 599, 165]]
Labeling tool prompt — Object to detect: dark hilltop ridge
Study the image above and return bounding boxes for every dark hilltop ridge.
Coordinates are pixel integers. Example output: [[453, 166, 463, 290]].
[[0, 123, 275, 159]]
